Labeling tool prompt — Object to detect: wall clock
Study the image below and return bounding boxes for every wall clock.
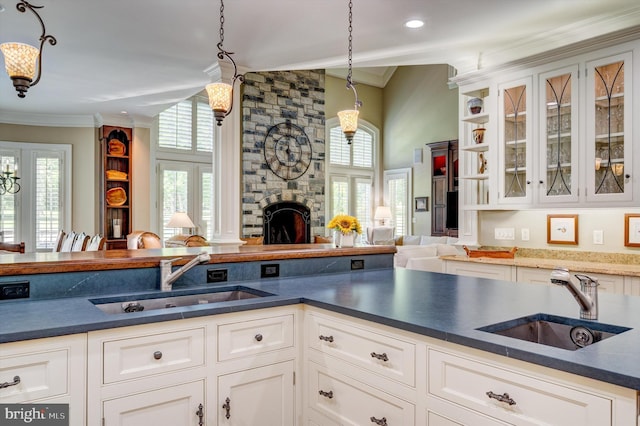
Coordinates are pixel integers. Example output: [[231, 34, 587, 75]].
[[263, 121, 312, 180]]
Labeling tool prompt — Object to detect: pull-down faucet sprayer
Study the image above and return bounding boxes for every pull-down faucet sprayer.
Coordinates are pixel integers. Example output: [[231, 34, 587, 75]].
[[550, 267, 599, 320], [160, 251, 211, 291]]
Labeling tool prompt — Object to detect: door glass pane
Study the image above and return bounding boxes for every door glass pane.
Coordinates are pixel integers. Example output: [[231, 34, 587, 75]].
[[201, 171, 213, 240], [503, 84, 527, 198], [162, 169, 189, 238], [35, 154, 62, 250], [0, 155, 18, 243], [331, 178, 349, 216], [545, 73, 572, 196], [594, 60, 625, 194]]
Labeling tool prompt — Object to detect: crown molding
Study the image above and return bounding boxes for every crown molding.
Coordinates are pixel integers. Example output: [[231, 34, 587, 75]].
[[325, 67, 397, 88], [0, 110, 97, 127]]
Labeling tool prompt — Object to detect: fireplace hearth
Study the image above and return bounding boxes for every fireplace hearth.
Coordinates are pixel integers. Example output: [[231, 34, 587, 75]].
[[263, 202, 311, 244]]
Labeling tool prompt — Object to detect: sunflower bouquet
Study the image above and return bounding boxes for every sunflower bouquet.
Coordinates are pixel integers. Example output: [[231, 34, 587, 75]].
[[327, 214, 362, 235]]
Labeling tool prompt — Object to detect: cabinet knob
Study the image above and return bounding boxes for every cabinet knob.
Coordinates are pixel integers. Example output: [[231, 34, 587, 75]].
[[319, 335, 334, 343], [526, 180, 531, 185], [153, 351, 162, 360], [625, 174, 631, 179], [255, 333, 263, 342], [370, 416, 388, 426], [539, 180, 544, 184], [370, 352, 389, 362]]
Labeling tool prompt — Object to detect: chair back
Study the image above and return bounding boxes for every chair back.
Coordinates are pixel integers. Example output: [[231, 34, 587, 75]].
[[59, 231, 77, 252], [0, 241, 25, 253], [52, 230, 66, 252], [127, 231, 162, 249], [71, 232, 90, 251], [366, 226, 396, 245], [86, 235, 106, 251]]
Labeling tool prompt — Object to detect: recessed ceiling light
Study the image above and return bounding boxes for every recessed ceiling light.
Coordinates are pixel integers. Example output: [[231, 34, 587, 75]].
[[405, 19, 424, 29], [0, 4, 5, 13]]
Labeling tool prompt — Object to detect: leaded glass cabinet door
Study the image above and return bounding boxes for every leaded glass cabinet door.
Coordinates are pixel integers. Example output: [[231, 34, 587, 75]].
[[498, 77, 532, 205], [538, 66, 579, 204], [586, 52, 632, 202]]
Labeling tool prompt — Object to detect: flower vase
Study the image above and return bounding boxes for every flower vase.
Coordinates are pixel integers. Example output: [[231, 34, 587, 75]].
[[335, 231, 356, 248]]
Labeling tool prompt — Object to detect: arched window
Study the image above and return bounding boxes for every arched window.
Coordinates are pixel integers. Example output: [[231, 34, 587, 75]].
[[325, 118, 379, 233]]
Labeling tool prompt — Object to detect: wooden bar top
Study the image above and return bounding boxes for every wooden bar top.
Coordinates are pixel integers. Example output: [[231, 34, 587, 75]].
[[0, 244, 396, 276]]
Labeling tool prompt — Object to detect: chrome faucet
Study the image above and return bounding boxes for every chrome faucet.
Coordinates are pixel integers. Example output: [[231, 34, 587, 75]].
[[160, 251, 211, 291], [550, 267, 599, 320]]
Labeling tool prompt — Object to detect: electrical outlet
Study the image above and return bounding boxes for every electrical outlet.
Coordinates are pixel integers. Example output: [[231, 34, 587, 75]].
[[0, 281, 30, 300], [351, 259, 365, 270], [207, 268, 228, 283], [521, 228, 530, 241], [593, 230, 604, 245], [261, 263, 280, 278], [494, 227, 515, 240]]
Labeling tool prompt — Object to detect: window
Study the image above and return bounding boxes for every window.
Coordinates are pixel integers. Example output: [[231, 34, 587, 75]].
[[384, 168, 412, 237], [155, 95, 214, 240], [0, 142, 71, 251], [326, 118, 378, 231]]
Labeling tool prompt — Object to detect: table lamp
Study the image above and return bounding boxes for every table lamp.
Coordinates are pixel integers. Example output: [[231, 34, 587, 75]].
[[167, 212, 195, 235], [374, 206, 392, 226]]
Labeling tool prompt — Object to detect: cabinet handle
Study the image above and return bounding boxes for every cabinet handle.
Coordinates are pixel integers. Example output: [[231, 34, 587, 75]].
[[195, 403, 204, 426], [370, 416, 388, 426], [370, 352, 389, 362], [0, 376, 20, 389], [539, 180, 544, 184], [625, 174, 631, 179], [486, 391, 517, 405], [319, 335, 334, 343], [318, 390, 334, 399], [153, 351, 162, 360], [255, 333, 263, 342], [222, 397, 231, 419], [526, 180, 531, 185]]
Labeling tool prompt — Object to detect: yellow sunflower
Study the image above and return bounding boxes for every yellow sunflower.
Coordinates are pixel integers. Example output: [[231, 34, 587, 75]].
[[327, 214, 362, 235]]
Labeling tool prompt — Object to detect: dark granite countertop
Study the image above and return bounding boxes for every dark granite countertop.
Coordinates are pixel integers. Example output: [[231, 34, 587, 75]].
[[2, 268, 640, 391]]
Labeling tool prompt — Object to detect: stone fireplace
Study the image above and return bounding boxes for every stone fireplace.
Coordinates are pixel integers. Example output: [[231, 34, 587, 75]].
[[263, 201, 310, 244]]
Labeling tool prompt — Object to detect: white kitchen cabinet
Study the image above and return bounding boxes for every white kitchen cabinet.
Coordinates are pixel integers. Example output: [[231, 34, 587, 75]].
[[218, 361, 295, 425], [515, 266, 553, 286], [517, 266, 625, 294], [102, 380, 205, 426], [498, 77, 533, 206], [0, 334, 86, 426], [444, 259, 515, 281], [88, 306, 299, 426], [427, 345, 635, 426], [624, 275, 640, 296]]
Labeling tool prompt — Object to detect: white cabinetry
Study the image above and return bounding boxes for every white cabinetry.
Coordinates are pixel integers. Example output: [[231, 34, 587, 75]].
[[88, 306, 299, 426], [444, 260, 515, 281], [304, 307, 418, 425], [0, 334, 86, 426]]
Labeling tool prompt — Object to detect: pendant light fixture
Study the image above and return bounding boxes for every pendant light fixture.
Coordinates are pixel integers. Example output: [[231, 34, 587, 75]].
[[205, 0, 244, 126], [337, 0, 362, 144], [0, 1, 57, 98]]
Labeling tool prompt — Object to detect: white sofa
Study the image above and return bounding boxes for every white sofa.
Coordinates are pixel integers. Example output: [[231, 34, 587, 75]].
[[394, 235, 462, 273]]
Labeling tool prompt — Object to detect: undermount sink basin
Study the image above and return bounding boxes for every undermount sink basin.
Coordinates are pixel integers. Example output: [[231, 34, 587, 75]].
[[477, 313, 631, 351], [91, 286, 274, 315]]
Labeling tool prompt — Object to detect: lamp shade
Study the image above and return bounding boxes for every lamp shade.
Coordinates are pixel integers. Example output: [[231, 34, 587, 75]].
[[338, 109, 359, 135], [206, 82, 233, 113], [0, 42, 39, 80], [374, 206, 392, 221], [167, 212, 195, 229]]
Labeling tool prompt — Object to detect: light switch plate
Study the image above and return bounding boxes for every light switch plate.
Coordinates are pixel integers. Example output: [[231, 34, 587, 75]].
[[521, 228, 530, 241], [593, 230, 604, 245]]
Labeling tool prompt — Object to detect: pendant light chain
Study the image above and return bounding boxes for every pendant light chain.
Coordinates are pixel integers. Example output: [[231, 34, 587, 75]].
[[347, 0, 353, 86], [219, 0, 225, 48]]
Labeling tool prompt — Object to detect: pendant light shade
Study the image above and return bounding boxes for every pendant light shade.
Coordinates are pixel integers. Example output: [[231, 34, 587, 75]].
[[337, 109, 359, 142], [205, 81, 233, 122], [1, 1, 57, 98]]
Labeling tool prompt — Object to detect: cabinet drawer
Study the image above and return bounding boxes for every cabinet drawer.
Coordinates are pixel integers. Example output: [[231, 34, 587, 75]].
[[307, 312, 415, 386], [217, 313, 294, 361], [308, 361, 415, 426], [0, 349, 69, 402], [428, 348, 612, 426], [103, 327, 205, 384]]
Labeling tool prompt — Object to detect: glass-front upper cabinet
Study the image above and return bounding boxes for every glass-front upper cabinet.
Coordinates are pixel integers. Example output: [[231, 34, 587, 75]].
[[498, 77, 532, 205], [586, 52, 632, 202], [538, 66, 579, 204]]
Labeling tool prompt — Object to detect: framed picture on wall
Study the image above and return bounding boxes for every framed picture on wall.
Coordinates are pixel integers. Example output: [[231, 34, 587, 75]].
[[414, 197, 428, 212], [624, 214, 640, 247], [547, 214, 578, 245]]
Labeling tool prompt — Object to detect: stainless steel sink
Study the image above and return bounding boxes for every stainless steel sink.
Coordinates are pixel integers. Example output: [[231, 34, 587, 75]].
[[91, 286, 274, 314], [477, 313, 631, 351]]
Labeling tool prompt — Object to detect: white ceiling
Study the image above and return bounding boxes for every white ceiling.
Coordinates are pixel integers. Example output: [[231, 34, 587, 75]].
[[1, 0, 640, 125]]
